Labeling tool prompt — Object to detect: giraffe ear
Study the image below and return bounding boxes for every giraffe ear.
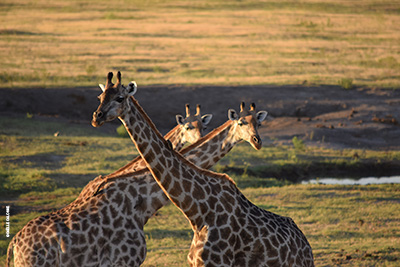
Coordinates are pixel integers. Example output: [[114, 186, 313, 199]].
[[228, 109, 238, 121], [99, 84, 106, 92], [127, 81, 137, 96], [201, 114, 213, 126], [256, 111, 268, 123], [176, 115, 185, 125]]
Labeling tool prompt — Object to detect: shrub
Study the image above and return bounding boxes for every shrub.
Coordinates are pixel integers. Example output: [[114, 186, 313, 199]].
[[338, 78, 353, 90], [116, 125, 129, 138], [292, 136, 305, 151]]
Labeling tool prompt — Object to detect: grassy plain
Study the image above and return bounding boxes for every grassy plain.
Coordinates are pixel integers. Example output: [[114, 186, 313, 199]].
[[1, 115, 400, 266], [1, 0, 400, 88], [1, 1, 400, 266]]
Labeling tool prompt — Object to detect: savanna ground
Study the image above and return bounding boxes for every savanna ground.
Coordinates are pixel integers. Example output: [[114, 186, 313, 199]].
[[1, 1, 400, 266]]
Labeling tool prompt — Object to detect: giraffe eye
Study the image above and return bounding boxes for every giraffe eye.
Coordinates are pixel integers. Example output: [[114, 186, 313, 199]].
[[116, 96, 124, 103], [238, 120, 243, 126]]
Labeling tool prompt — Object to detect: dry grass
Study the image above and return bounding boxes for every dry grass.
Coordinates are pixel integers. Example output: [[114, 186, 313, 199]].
[[1, 0, 399, 88]]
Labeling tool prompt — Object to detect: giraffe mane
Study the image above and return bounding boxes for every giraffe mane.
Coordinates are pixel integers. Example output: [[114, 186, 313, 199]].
[[130, 96, 175, 148], [163, 124, 182, 140]]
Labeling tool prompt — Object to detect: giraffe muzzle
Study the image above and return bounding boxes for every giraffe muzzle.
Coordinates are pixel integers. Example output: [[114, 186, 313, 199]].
[[92, 111, 105, 127], [251, 135, 262, 150]]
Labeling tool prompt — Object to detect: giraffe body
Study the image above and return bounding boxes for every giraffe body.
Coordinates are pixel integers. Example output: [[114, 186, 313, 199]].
[[187, 177, 313, 266], [8, 171, 151, 267], [91, 72, 314, 266]]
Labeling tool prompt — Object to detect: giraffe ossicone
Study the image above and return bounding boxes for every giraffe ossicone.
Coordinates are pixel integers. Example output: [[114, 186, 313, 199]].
[[176, 103, 213, 144]]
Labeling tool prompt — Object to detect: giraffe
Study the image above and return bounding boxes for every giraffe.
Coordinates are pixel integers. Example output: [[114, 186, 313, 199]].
[[92, 71, 314, 266], [179, 101, 267, 169], [6, 80, 267, 267], [174, 103, 212, 150]]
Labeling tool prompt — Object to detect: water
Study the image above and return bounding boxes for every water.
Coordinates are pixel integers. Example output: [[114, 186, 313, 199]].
[[302, 176, 400, 185]]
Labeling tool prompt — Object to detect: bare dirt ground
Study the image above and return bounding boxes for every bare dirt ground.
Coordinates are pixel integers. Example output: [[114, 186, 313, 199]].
[[1, 85, 400, 150]]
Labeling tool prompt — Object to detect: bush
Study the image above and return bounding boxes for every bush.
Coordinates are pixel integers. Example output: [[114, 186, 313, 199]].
[[338, 78, 353, 90], [292, 136, 306, 151], [116, 125, 130, 138]]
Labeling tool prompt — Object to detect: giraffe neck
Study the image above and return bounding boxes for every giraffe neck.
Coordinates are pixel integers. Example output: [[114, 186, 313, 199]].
[[115, 119, 239, 177], [163, 124, 188, 151], [111, 124, 186, 175], [180, 120, 240, 170], [119, 97, 185, 195]]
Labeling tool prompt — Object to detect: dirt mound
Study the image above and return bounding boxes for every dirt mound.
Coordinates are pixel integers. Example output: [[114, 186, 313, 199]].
[[1, 85, 400, 150]]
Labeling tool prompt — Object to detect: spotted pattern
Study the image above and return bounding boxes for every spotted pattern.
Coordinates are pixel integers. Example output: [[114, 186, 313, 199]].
[[115, 104, 212, 175], [9, 175, 148, 267]]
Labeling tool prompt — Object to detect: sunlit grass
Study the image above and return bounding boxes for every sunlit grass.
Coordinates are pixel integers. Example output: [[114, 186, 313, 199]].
[[1, 0, 399, 88]]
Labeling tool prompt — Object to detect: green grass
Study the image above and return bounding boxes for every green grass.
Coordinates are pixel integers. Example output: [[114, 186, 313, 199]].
[[338, 78, 354, 90], [1, 0, 399, 88], [1, 115, 400, 266], [0, 116, 137, 195]]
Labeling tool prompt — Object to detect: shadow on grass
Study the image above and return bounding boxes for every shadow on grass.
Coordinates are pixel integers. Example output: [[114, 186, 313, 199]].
[[3, 153, 67, 170]]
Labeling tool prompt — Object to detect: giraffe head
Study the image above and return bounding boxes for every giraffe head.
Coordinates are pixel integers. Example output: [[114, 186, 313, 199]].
[[228, 102, 268, 150], [92, 71, 137, 127], [176, 104, 213, 144]]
